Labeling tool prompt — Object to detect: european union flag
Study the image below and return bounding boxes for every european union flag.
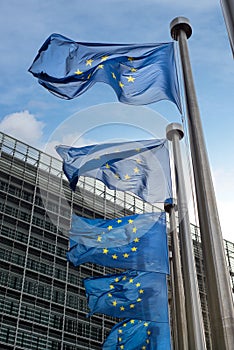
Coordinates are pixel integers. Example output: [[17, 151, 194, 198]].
[[103, 319, 171, 350], [56, 139, 172, 204], [84, 270, 169, 322], [28, 33, 181, 111], [67, 211, 169, 274]]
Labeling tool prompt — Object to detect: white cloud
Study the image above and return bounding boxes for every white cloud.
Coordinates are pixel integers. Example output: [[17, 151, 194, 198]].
[[0, 110, 44, 147], [216, 200, 234, 242], [212, 168, 234, 242]]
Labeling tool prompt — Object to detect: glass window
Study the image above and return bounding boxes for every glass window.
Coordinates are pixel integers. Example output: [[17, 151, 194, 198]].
[[8, 274, 23, 290], [0, 325, 16, 345], [52, 288, 65, 305], [49, 313, 63, 330]]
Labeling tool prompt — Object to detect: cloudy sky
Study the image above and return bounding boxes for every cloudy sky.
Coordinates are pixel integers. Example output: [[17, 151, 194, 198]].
[[0, 0, 233, 241]]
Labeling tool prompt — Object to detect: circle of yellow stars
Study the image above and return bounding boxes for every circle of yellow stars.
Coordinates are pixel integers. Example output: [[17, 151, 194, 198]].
[[100, 217, 140, 257], [102, 148, 142, 184], [107, 274, 144, 313], [116, 320, 152, 350], [74, 54, 138, 89]]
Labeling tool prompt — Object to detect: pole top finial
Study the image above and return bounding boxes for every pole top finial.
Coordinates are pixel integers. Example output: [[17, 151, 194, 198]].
[[166, 123, 184, 141], [170, 17, 192, 40]]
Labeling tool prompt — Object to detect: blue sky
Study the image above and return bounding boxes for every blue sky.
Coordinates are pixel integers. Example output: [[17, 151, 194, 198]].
[[0, 0, 233, 241]]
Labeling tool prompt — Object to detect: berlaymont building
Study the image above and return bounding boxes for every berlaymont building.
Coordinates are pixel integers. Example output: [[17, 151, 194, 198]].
[[0, 131, 233, 350]]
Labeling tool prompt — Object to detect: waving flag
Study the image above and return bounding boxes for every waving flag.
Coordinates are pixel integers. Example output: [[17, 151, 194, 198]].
[[28, 33, 181, 111], [103, 319, 171, 350], [67, 211, 169, 273], [84, 270, 169, 322], [56, 139, 172, 204]]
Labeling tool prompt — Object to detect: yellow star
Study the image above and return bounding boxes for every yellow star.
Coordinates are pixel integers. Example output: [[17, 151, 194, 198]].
[[130, 320, 135, 324], [130, 304, 135, 309], [112, 72, 116, 79], [136, 158, 141, 164], [123, 276, 127, 280], [144, 322, 149, 327], [120, 346, 124, 350], [87, 73, 91, 79], [74, 69, 83, 75], [108, 225, 113, 231], [129, 278, 134, 283], [119, 81, 124, 88], [130, 67, 137, 72], [137, 298, 142, 302], [97, 64, 104, 69], [105, 163, 110, 169], [115, 278, 119, 282], [110, 284, 114, 289], [146, 339, 150, 344], [118, 337, 122, 342], [114, 173, 120, 179], [101, 55, 109, 61], [97, 236, 102, 242], [147, 331, 151, 335], [134, 167, 140, 174], [123, 253, 129, 258], [128, 219, 134, 224], [120, 306, 125, 311], [136, 282, 141, 287], [108, 293, 112, 297], [112, 300, 117, 306], [103, 248, 109, 254], [126, 76, 135, 83], [139, 289, 144, 294], [128, 57, 134, 61], [124, 174, 130, 180], [117, 219, 122, 224], [112, 254, 118, 260], [123, 323, 127, 327], [134, 237, 139, 243], [132, 227, 137, 233], [142, 347, 146, 350], [131, 247, 137, 252], [135, 148, 141, 152], [86, 59, 93, 66], [118, 329, 123, 334]]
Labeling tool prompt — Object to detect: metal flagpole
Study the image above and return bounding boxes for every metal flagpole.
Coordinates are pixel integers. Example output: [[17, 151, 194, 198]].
[[164, 201, 188, 350], [221, 0, 234, 57], [166, 123, 207, 350], [170, 17, 234, 349]]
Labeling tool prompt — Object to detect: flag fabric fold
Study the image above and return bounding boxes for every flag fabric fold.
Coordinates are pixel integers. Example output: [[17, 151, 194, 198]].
[[103, 318, 171, 350], [28, 33, 181, 111], [84, 270, 169, 322], [56, 138, 172, 204], [67, 211, 169, 273]]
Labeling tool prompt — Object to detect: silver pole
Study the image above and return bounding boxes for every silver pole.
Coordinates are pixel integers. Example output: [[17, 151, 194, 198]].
[[166, 123, 207, 350], [170, 17, 234, 349], [221, 0, 234, 57], [164, 201, 188, 350]]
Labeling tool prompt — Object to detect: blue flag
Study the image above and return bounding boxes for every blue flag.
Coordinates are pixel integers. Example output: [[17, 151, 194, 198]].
[[28, 33, 181, 111], [56, 139, 172, 204], [84, 270, 169, 322], [103, 319, 171, 350], [67, 211, 169, 274]]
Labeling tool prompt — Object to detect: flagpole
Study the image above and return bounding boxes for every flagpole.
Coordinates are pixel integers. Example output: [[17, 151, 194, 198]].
[[166, 123, 207, 350], [221, 0, 234, 57], [164, 201, 188, 350], [170, 17, 234, 349]]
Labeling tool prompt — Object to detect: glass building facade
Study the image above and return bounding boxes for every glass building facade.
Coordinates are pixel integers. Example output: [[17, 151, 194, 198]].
[[0, 131, 233, 349]]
